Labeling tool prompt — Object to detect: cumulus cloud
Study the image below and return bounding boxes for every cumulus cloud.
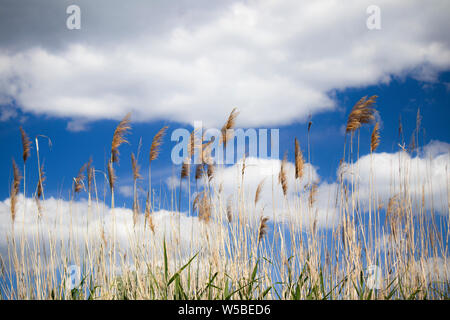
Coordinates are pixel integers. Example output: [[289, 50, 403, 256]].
[[194, 157, 340, 229], [341, 144, 450, 213], [170, 140, 449, 228], [0, 0, 449, 127], [118, 185, 134, 198], [0, 195, 224, 273], [0, 106, 17, 121]]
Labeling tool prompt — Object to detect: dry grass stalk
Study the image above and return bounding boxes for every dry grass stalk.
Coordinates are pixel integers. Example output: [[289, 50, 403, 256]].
[[36, 164, 45, 199], [346, 95, 377, 133], [309, 182, 318, 207], [221, 107, 239, 147], [107, 161, 116, 192], [241, 154, 246, 178], [226, 196, 233, 222], [198, 192, 211, 223], [20, 127, 31, 163], [192, 193, 201, 213], [255, 179, 265, 206], [206, 163, 215, 181], [150, 126, 168, 162], [370, 122, 380, 153], [294, 138, 304, 180], [195, 164, 203, 181], [111, 113, 131, 163], [181, 158, 190, 179], [188, 129, 201, 159], [144, 191, 155, 232], [86, 157, 93, 192], [131, 153, 141, 181], [258, 216, 269, 242], [10, 159, 22, 222], [74, 163, 87, 194], [201, 139, 214, 165], [278, 152, 288, 196]]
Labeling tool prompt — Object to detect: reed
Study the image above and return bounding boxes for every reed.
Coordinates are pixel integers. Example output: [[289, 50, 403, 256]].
[[1, 96, 448, 300]]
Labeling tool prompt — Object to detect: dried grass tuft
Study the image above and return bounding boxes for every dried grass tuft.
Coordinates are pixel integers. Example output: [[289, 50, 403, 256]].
[[111, 113, 131, 163], [294, 138, 304, 180], [10, 159, 22, 222], [346, 95, 377, 133], [221, 107, 239, 147], [131, 153, 141, 181], [258, 216, 269, 242], [20, 127, 31, 163], [150, 126, 168, 162], [370, 122, 380, 153], [278, 152, 288, 196], [74, 163, 87, 194], [36, 164, 45, 199], [107, 161, 116, 192], [255, 179, 265, 206]]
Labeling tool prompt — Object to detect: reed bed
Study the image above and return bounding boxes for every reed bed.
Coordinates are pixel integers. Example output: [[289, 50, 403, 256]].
[[0, 97, 448, 300]]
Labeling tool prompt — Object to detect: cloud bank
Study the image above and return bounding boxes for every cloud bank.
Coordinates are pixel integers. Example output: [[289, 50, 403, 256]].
[[0, 0, 449, 127]]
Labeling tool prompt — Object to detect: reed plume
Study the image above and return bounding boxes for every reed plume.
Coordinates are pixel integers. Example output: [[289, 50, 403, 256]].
[[192, 192, 201, 213], [35, 164, 45, 217], [131, 152, 141, 225], [226, 196, 233, 222], [194, 191, 211, 223], [278, 152, 288, 197], [107, 161, 116, 193], [181, 158, 190, 179], [20, 127, 31, 164], [131, 153, 141, 181], [74, 163, 87, 194], [309, 182, 318, 207], [255, 179, 265, 206], [195, 164, 203, 181], [86, 157, 93, 193], [206, 163, 214, 181], [36, 164, 45, 199], [258, 216, 269, 243], [111, 113, 131, 163], [294, 138, 304, 180], [150, 126, 168, 162], [370, 122, 380, 153], [201, 139, 214, 165], [10, 159, 22, 223], [221, 107, 239, 147], [345, 95, 377, 133]]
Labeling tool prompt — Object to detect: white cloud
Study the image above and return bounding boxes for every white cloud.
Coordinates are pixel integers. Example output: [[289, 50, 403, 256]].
[[0, 195, 224, 273], [167, 140, 449, 228], [341, 144, 450, 213], [66, 118, 89, 132], [0, 106, 17, 121], [0, 0, 449, 127], [118, 185, 134, 198], [203, 157, 339, 229]]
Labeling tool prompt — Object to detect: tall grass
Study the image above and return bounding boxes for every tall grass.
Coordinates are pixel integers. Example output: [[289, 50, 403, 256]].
[[0, 97, 449, 300]]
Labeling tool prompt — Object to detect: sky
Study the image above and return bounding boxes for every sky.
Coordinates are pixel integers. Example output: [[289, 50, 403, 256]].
[[0, 1, 450, 243]]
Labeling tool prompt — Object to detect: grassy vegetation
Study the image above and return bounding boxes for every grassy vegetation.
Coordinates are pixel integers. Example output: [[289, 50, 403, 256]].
[[1, 95, 449, 300]]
